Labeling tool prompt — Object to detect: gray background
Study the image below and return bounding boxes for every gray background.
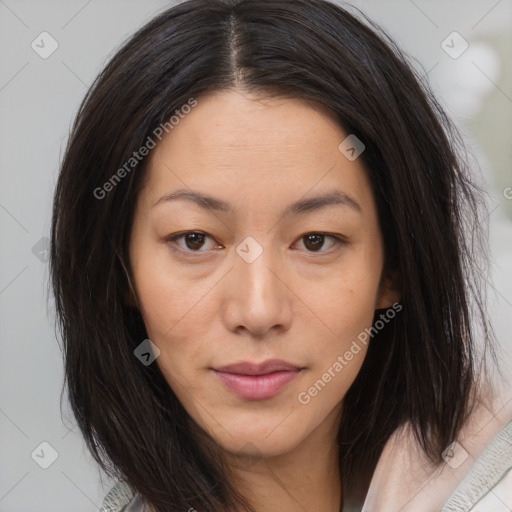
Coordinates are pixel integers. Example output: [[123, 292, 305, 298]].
[[1, 0, 511, 510]]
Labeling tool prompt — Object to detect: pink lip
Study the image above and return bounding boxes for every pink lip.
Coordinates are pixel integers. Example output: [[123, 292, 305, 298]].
[[213, 359, 302, 400]]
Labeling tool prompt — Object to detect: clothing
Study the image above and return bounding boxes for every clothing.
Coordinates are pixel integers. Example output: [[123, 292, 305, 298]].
[[361, 391, 512, 511], [100, 397, 512, 512]]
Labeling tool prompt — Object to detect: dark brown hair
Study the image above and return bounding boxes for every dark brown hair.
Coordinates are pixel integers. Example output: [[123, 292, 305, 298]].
[[49, 0, 496, 510]]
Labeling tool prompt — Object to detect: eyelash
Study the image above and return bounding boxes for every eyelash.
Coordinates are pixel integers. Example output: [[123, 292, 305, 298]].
[[164, 231, 348, 257]]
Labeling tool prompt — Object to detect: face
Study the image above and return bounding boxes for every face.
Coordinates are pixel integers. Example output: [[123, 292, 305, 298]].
[[129, 89, 398, 461]]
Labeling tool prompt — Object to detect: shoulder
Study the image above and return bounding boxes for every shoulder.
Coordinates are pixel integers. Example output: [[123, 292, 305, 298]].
[[100, 480, 140, 512], [441, 418, 512, 511], [362, 388, 512, 512]]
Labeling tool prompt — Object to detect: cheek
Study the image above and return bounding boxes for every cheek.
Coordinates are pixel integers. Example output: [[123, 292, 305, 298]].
[[134, 266, 212, 408], [133, 242, 202, 331], [307, 249, 383, 341], [130, 246, 217, 378], [294, 257, 380, 429]]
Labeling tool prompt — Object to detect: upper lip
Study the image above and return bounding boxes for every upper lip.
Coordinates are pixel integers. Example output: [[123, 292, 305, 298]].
[[213, 359, 302, 376]]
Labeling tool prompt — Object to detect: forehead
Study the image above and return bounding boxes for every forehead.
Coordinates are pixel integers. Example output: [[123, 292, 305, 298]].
[[138, 89, 374, 215], [161, 89, 341, 155]]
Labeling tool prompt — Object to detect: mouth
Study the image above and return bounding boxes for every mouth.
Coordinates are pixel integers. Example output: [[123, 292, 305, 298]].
[[212, 359, 303, 400]]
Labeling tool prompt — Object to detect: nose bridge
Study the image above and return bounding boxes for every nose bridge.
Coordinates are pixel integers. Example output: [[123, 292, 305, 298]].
[[240, 239, 277, 298], [223, 234, 292, 335]]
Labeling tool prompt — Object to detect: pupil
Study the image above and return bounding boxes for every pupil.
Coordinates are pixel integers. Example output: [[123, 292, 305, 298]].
[[186, 233, 204, 250], [305, 234, 323, 251]]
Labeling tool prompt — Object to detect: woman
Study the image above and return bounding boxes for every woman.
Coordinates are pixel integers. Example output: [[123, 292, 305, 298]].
[[49, 0, 512, 511]]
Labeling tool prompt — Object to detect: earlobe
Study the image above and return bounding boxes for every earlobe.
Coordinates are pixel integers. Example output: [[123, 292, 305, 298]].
[[376, 270, 401, 309]]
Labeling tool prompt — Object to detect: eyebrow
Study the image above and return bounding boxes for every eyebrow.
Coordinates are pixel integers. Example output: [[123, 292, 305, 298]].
[[152, 188, 362, 216]]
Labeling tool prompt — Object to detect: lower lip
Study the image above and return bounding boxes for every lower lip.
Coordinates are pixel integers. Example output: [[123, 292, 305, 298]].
[[214, 370, 300, 400]]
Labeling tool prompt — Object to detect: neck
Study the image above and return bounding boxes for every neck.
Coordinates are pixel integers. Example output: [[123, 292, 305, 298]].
[[226, 409, 343, 512]]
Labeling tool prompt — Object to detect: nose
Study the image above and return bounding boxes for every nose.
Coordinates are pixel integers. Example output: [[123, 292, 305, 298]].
[[221, 242, 293, 337]]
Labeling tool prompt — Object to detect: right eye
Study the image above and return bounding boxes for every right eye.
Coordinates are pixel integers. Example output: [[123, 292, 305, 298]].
[[165, 231, 221, 254]]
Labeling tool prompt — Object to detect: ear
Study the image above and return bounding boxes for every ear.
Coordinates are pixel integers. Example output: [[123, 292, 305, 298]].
[[375, 269, 401, 309]]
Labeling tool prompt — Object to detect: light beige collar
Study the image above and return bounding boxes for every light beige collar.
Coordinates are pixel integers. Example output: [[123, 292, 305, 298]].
[[361, 387, 512, 511]]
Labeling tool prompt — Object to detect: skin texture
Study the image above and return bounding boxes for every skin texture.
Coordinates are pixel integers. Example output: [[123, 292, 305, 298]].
[[129, 89, 399, 511]]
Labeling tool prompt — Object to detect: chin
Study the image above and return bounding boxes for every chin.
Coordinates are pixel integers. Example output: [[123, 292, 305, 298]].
[[198, 408, 311, 459]]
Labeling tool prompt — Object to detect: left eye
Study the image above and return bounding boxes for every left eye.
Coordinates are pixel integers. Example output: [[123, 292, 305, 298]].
[[293, 233, 344, 252]]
